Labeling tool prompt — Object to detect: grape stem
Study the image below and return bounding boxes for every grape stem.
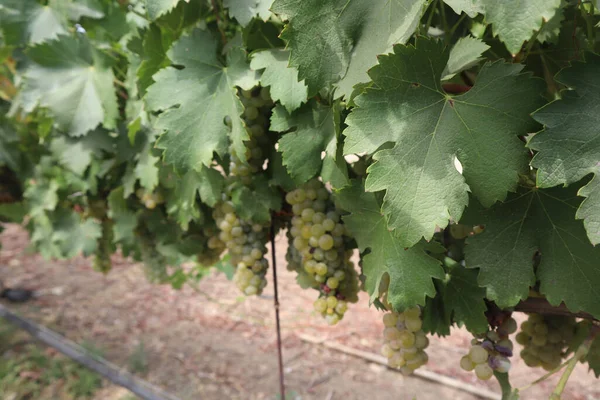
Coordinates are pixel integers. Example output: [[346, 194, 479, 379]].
[[549, 337, 593, 400], [514, 297, 598, 323], [270, 219, 286, 400]]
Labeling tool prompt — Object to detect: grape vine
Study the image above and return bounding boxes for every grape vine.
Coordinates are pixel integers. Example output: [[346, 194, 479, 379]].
[[0, 0, 599, 397]]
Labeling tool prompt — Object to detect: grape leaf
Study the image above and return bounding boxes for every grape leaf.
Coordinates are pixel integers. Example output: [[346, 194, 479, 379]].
[[145, 0, 182, 20], [107, 187, 137, 244], [197, 166, 224, 207], [134, 141, 160, 191], [464, 186, 600, 317], [443, 0, 483, 17], [441, 36, 490, 80], [0, 0, 67, 45], [344, 37, 545, 246], [52, 211, 102, 257], [443, 0, 562, 55], [250, 49, 308, 113], [224, 0, 272, 26], [136, 24, 172, 96], [336, 180, 444, 311], [530, 55, 600, 245], [587, 336, 600, 378], [24, 180, 59, 218], [18, 35, 118, 136], [271, 100, 335, 184], [271, 0, 427, 98], [50, 130, 113, 175], [146, 29, 258, 172], [442, 265, 488, 334], [166, 170, 204, 230], [231, 175, 281, 223]]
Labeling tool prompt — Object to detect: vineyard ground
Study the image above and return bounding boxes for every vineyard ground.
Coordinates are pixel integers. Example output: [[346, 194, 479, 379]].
[[1, 224, 599, 400]]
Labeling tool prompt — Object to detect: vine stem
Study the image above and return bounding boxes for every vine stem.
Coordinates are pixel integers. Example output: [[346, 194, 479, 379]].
[[270, 221, 286, 400], [549, 338, 592, 399]]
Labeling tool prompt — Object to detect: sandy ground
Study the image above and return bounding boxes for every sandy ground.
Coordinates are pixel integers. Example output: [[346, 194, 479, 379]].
[[1, 224, 599, 400]]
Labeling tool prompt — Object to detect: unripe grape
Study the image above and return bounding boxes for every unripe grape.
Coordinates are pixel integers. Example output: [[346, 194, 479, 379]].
[[469, 345, 488, 364], [319, 234, 334, 250], [474, 363, 493, 380], [383, 313, 399, 327], [460, 355, 475, 371]]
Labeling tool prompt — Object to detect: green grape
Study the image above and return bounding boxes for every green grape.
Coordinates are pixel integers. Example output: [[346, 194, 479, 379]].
[[475, 363, 493, 380], [380, 308, 428, 374]]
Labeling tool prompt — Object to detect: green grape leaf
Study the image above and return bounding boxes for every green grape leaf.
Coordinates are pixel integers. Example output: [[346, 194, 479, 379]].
[[0, 0, 67, 46], [443, 0, 562, 55], [50, 130, 113, 175], [0, 0, 105, 46], [443, 0, 483, 17], [19, 35, 118, 136], [166, 170, 204, 230], [321, 100, 349, 189], [443, 265, 488, 334], [464, 186, 600, 317], [250, 49, 308, 113], [224, 0, 272, 26], [344, 38, 544, 246], [271, 100, 335, 184], [231, 176, 280, 223], [530, 55, 600, 245], [136, 24, 172, 96], [146, 29, 258, 172], [107, 187, 137, 244], [336, 180, 444, 311], [587, 336, 600, 378], [52, 211, 102, 257], [441, 36, 490, 80], [134, 141, 160, 191], [145, 0, 182, 20], [197, 166, 224, 207], [271, 0, 426, 98], [24, 180, 59, 218], [421, 292, 451, 336]]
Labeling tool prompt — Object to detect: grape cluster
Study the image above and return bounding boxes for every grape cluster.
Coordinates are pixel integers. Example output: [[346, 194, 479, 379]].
[[229, 87, 273, 184], [197, 224, 226, 266], [213, 201, 270, 296], [285, 179, 359, 325], [136, 188, 165, 210], [516, 314, 576, 371], [380, 307, 429, 375], [460, 317, 516, 380]]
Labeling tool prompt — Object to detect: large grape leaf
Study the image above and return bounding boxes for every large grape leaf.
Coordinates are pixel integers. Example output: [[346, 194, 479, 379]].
[[443, 0, 562, 56], [336, 180, 444, 311], [441, 36, 490, 80], [464, 186, 600, 317], [18, 35, 118, 136], [0, 0, 104, 46], [145, 0, 182, 20], [224, 0, 272, 26], [50, 130, 113, 175], [166, 170, 204, 229], [443, 265, 488, 334], [271, 0, 426, 98], [530, 55, 600, 246], [146, 29, 258, 172], [52, 210, 102, 258], [231, 175, 281, 223], [107, 187, 137, 244], [271, 100, 335, 184], [250, 49, 308, 113], [344, 37, 545, 247]]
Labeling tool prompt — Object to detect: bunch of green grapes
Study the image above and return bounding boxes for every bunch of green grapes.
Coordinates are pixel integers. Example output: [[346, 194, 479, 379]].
[[135, 188, 165, 209], [197, 223, 226, 266], [285, 179, 359, 325], [229, 86, 274, 184], [138, 231, 169, 283], [93, 219, 113, 273], [516, 314, 577, 371], [380, 307, 429, 375], [213, 201, 270, 296], [460, 316, 516, 380]]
